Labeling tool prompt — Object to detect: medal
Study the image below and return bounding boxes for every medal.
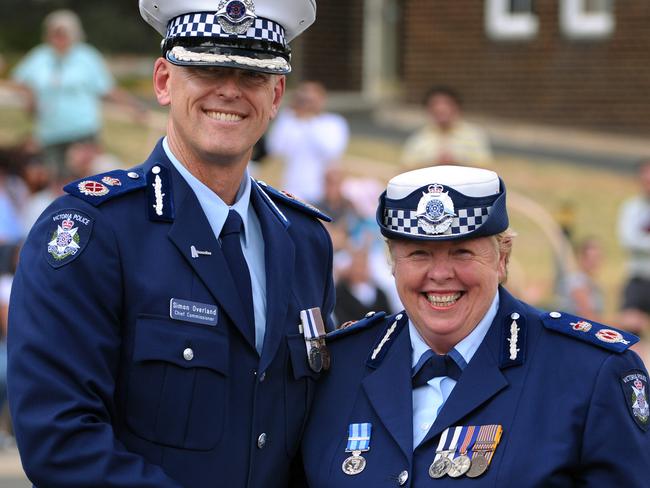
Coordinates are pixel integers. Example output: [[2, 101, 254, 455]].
[[308, 345, 322, 373], [300, 308, 330, 372], [466, 424, 503, 478], [342, 423, 372, 476], [448, 454, 471, 477], [429, 426, 463, 479], [466, 452, 489, 478], [428, 456, 451, 478], [342, 451, 366, 475]]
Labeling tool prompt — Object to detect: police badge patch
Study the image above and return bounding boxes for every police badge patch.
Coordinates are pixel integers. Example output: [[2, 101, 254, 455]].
[[416, 184, 456, 235], [621, 370, 650, 431], [45, 209, 94, 268]]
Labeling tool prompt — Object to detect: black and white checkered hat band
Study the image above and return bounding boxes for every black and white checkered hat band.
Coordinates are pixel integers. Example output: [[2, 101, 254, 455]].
[[167, 13, 286, 46], [384, 206, 491, 237]]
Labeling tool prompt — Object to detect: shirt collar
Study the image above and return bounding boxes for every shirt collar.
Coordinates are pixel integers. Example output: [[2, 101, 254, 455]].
[[163, 137, 252, 242], [410, 291, 500, 371]]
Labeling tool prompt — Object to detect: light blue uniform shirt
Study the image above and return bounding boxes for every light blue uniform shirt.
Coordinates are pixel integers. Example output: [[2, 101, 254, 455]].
[[164, 138, 267, 353], [410, 292, 499, 448], [12, 43, 114, 146]]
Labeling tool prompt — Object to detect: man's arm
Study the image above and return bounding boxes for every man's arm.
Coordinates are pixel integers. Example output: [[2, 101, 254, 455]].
[[8, 200, 182, 488]]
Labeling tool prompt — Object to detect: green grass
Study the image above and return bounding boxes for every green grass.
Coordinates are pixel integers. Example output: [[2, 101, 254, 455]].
[[0, 104, 637, 320]]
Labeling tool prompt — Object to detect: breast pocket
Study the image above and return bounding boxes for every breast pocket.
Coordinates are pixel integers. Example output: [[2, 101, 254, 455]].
[[285, 332, 322, 456], [126, 315, 229, 451]]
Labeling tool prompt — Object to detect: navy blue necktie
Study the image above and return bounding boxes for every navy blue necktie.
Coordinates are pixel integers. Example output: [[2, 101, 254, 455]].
[[412, 351, 462, 388], [220, 210, 255, 343]]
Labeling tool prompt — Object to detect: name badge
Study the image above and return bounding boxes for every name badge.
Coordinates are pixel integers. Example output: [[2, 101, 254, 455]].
[[169, 298, 219, 326]]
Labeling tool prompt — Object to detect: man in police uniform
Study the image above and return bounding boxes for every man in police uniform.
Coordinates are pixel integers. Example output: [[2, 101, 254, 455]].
[[301, 165, 650, 487], [8, 1, 334, 487]]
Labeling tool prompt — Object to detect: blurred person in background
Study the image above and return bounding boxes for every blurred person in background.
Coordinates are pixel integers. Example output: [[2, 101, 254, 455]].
[[267, 80, 349, 202], [556, 237, 604, 321], [401, 86, 493, 170], [10, 9, 145, 181], [618, 159, 650, 342], [334, 245, 390, 325]]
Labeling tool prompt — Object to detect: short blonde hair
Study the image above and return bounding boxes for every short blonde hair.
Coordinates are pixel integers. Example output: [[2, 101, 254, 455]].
[[44, 10, 85, 44]]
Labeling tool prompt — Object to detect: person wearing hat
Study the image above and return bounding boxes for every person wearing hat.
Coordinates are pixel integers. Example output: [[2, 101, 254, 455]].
[[300, 165, 650, 487], [8, 1, 334, 487]]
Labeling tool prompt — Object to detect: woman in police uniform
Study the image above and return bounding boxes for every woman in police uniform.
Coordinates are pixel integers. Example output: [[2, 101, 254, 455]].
[[301, 165, 650, 487]]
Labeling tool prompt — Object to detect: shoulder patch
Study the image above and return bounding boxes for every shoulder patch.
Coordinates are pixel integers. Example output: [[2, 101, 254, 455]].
[[541, 311, 639, 353], [621, 370, 650, 431], [64, 169, 146, 207], [256, 180, 332, 222], [45, 209, 94, 268], [326, 311, 387, 342]]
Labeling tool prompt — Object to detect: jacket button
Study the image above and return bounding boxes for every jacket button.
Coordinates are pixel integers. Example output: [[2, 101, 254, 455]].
[[183, 348, 194, 361], [127, 172, 140, 179], [257, 433, 267, 448], [397, 470, 408, 485]]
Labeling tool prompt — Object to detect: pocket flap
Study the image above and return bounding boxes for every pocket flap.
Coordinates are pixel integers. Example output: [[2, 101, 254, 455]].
[[134, 316, 229, 375], [287, 333, 320, 380]]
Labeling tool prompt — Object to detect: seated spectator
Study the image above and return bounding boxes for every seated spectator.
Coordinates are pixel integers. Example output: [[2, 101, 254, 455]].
[[334, 246, 390, 325], [401, 85, 493, 170]]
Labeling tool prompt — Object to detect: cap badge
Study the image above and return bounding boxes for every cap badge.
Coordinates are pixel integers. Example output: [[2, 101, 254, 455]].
[[416, 184, 456, 235], [216, 0, 257, 35]]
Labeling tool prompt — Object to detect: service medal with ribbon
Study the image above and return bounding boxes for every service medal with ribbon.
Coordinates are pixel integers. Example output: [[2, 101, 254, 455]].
[[342, 423, 372, 475]]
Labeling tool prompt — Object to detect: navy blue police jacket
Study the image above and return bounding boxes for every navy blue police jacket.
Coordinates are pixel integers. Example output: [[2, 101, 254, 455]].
[[301, 287, 650, 487], [8, 140, 334, 488]]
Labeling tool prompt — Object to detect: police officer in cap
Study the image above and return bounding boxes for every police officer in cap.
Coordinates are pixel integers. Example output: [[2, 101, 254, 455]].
[[8, 1, 334, 487], [301, 165, 650, 486]]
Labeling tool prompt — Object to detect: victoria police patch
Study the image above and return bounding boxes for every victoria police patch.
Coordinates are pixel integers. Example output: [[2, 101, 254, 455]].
[[621, 370, 650, 431], [45, 209, 94, 268]]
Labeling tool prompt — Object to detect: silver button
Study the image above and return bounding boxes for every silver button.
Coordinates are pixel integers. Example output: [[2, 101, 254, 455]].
[[183, 348, 194, 361], [259, 371, 266, 382], [398, 470, 408, 485], [257, 433, 267, 448], [151, 166, 161, 175], [511, 312, 520, 320], [127, 172, 140, 179], [365, 311, 376, 318], [549, 312, 562, 319]]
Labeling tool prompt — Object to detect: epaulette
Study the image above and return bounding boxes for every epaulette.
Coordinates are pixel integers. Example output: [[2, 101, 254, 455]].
[[541, 310, 639, 353], [326, 311, 387, 342], [256, 180, 332, 222], [366, 312, 409, 368], [64, 169, 146, 207]]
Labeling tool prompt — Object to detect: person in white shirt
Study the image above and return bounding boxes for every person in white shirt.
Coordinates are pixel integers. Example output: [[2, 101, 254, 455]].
[[267, 81, 349, 202]]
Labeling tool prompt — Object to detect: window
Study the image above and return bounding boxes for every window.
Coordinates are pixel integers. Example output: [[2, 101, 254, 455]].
[[560, 0, 614, 39], [485, 0, 539, 41]]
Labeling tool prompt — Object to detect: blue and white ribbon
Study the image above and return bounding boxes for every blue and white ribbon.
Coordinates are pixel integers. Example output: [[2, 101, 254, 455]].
[[346, 423, 372, 453]]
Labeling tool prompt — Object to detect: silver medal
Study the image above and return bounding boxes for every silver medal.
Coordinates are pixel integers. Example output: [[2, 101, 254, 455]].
[[428, 456, 452, 479], [342, 451, 366, 475], [448, 455, 472, 478]]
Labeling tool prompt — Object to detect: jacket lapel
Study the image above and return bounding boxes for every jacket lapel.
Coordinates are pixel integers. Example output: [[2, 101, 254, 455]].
[[251, 183, 296, 372], [165, 162, 256, 350], [361, 321, 414, 462], [420, 288, 522, 445]]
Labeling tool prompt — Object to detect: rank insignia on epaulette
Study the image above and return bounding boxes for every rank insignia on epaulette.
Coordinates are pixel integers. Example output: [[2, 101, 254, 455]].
[[64, 169, 146, 206], [621, 370, 650, 431], [78, 180, 109, 197], [541, 311, 639, 353], [500, 312, 526, 368], [45, 209, 94, 268]]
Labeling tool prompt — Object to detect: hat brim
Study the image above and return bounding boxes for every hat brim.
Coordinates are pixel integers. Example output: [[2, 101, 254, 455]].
[[166, 42, 291, 74]]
